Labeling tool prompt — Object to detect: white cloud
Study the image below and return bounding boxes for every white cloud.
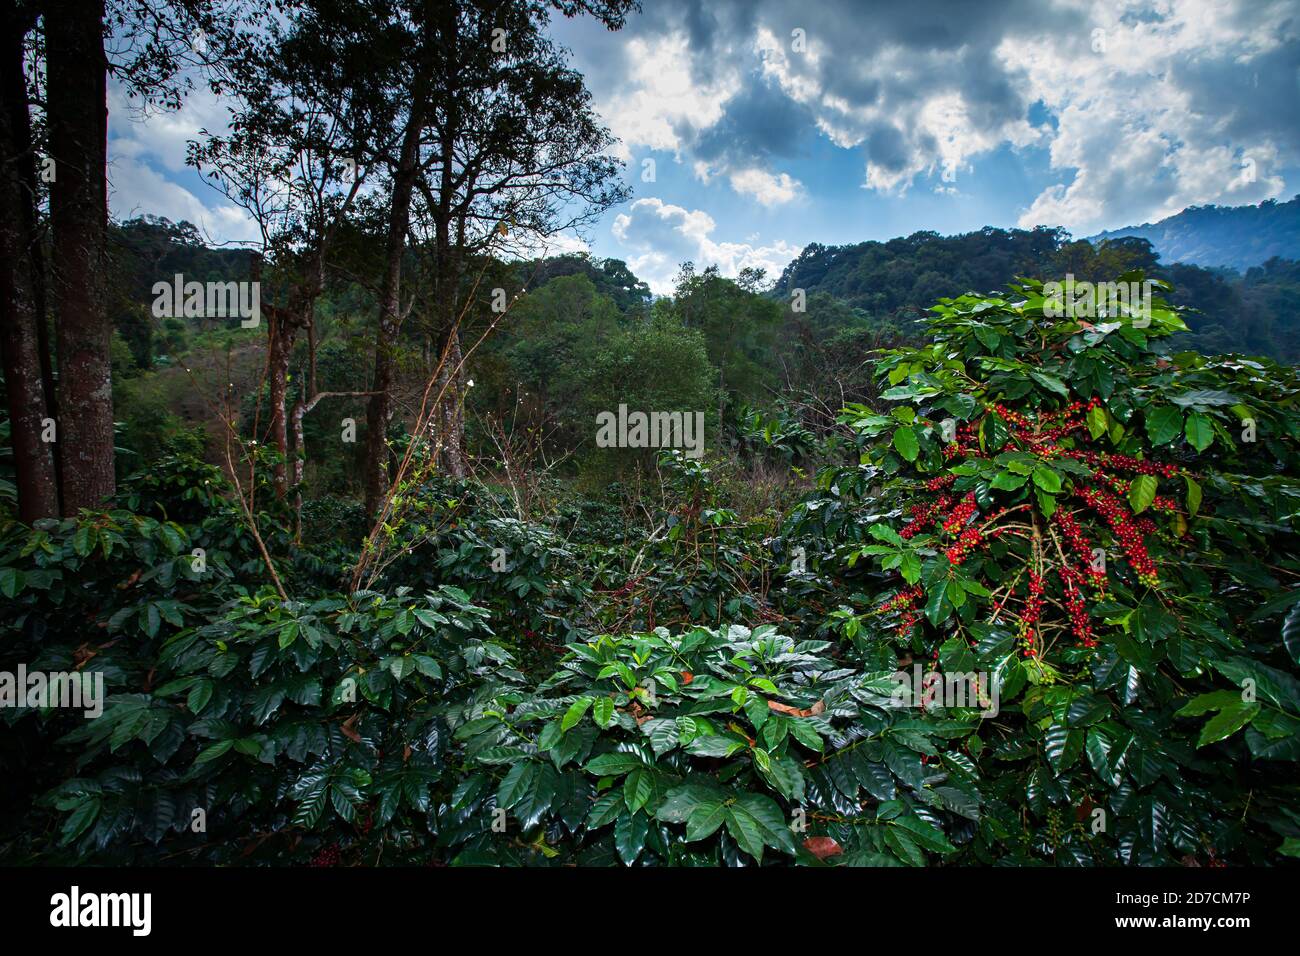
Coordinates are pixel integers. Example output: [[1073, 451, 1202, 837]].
[[589, 31, 810, 207], [108, 155, 256, 244], [728, 167, 803, 206], [611, 197, 801, 293], [596, 33, 739, 162], [752, 23, 1042, 195], [107, 80, 256, 244], [570, 0, 1297, 233], [1005, 0, 1292, 232], [100, 0, 1300, 256], [109, 85, 231, 172]]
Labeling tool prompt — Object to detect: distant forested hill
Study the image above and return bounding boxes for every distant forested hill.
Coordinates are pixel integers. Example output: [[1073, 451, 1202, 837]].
[[110, 215, 1300, 402], [772, 227, 1065, 318], [108, 216, 256, 368], [772, 225, 1300, 363], [512, 253, 652, 316], [1087, 195, 1300, 271]]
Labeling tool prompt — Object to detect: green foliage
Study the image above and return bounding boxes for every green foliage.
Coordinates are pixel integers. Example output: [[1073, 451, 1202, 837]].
[[580, 315, 718, 476], [6, 269, 1300, 868], [0, 497, 512, 863], [774, 227, 1064, 323], [442, 623, 970, 866], [514, 253, 651, 316], [774, 220, 1300, 363], [734, 403, 816, 465], [806, 273, 1300, 864], [669, 262, 784, 402]]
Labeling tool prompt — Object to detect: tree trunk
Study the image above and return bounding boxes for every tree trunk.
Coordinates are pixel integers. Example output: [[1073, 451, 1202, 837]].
[[47, 0, 113, 514], [0, 6, 58, 521], [260, 248, 327, 499], [430, 115, 466, 479], [436, 326, 466, 477], [363, 120, 420, 515], [267, 311, 293, 497], [290, 390, 307, 539]]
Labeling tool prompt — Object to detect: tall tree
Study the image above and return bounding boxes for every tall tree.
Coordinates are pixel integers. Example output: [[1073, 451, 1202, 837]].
[[416, 0, 633, 481], [192, 9, 370, 502], [349, 0, 633, 512], [670, 263, 784, 411], [259, 0, 433, 516], [0, 1, 58, 520], [269, 0, 633, 516], [46, 0, 114, 514], [37, 0, 235, 514], [363, 117, 423, 513]]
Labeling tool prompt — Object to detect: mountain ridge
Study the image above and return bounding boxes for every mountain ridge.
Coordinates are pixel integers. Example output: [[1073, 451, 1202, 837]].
[[1086, 195, 1300, 272]]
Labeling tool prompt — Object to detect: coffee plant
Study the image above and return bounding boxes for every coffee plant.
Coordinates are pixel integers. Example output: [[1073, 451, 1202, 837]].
[[439, 624, 975, 866], [817, 275, 1300, 863]]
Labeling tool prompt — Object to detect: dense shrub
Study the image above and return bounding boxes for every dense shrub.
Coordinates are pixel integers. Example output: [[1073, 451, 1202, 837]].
[[440, 623, 974, 866], [805, 274, 1300, 863], [1, 512, 511, 864]]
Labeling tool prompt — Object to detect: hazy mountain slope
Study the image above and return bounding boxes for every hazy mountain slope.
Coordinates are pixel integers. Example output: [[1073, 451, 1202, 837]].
[[1087, 196, 1300, 271]]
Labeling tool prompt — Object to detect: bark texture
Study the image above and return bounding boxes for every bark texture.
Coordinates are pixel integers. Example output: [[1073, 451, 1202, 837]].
[[363, 120, 421, 515], [0, 5, 58, 520], [47, 0, 113, 514]]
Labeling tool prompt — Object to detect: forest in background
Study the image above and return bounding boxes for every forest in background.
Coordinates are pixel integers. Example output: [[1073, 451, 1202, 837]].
[[101, 208, 1300, 514]]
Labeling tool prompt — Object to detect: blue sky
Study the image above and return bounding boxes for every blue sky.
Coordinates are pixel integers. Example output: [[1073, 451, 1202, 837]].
[[108, 0, 1300, 293]]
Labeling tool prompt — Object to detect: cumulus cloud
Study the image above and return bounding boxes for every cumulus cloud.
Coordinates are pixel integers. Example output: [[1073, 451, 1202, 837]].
[[108, 155, 255, 243], [565, 0, 1298, 233], [611, 197, 801, 293], [727, 167, 803, 205], [1006, 0, 1295, 232], [595, 32, 739, 161], [107, 81, 256, 244], [104, 1, 1300, 259]]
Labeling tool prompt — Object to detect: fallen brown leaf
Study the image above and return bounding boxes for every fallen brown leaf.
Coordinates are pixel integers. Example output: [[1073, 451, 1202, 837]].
[[767, 698, 825, 718], [727, 722, 757, 747], [340, 713, 362, 743], [803, 836, 843, 860]]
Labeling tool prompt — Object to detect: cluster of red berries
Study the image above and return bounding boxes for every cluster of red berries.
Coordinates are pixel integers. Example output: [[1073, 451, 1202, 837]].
[[877, 586, 922, 637], [882, 394, 1180, 661], [1058, 565, 1096, 647], [1152, 495, 1179, 514], [1092, 473, 1166, 538], [1029, 399, 1100, 444], [988, 399, 1099, 457], [942, 492, 979, 533], [942, 422, 980, 459], [992, 403, 1032, 429], [945, 526, 985, 565], [901, 494, 951, 539], [1079, 486, 1159, 587], [1053, 508, 1107, 589], [1019, 571, 1045, 657], [1038, 398, 1102, 422], [310, 844, 342, 867], [878, 586, 922, 613], [1066, 449, 1179, 478]]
